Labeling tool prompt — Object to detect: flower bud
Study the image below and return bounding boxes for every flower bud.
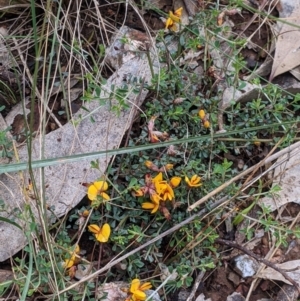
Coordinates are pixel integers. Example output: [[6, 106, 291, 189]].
[[203, 120, 210, 128], [199, 109, 205, 120]]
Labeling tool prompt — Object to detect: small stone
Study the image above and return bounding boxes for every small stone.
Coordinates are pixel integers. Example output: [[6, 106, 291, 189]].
[[226, 292, 245, 301], [177, 289, 191, 301], [0, 269, 13, 282], [75, 263, 93, 280], [228, 271, 240, 286], [97, 282, 128, 301], [145, 289, 161, 301], [233, 254, 259, 278]]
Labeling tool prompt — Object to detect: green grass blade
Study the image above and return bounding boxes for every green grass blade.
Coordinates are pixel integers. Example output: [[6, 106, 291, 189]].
[[0, 121, 296, 174], [0, 216, 22, 229]]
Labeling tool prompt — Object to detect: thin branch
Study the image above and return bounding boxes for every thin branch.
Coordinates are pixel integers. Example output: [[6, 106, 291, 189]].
[[186, 270, 205, 301]]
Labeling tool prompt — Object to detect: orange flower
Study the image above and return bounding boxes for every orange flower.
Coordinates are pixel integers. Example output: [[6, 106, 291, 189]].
[[82, 210, 89, 217], [88, 223, 111, 242], [145, 160, 161, 171], [129, 278, 152, 301], [67, 266, 77, 278], [87, 181, 110, 201], [152, 130, 169, 140], [133, 188, 144, 197], [145, 160, 155, 169], [150, 132, 160, 143], [164, 164, 174, 171], [185, 175, 202, 188]]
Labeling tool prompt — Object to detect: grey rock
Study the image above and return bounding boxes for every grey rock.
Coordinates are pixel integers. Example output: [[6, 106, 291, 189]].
[[0, 26, 158, 261], [233, 254, 259, 278], [226, 292, 245, 301]]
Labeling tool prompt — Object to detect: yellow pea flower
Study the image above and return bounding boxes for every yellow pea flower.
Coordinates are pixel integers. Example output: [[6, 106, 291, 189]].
[[185, 175, 202, 188], [152, 172, 164, 186], [64, 244, 80, 268], [165, 7, 183, 31], [129, 278, 152, 301], [74, 244, 80, 254], [161, 183, 175, 201], [154, 180, 166, 195], [153, 173, 176, 201], [64, 257, 75, 269], [155, 181, 174, 201], [170, 176, 181, 188], [87, 180, 110, 201], [152, 172, 163, 185], [140, 172, 181, 213], [164, 163, 174, 171], [150, 192, 162, 204], [142, 201, 160, 214], [142, 193, 160, 213], [88, 223, 111, 243]]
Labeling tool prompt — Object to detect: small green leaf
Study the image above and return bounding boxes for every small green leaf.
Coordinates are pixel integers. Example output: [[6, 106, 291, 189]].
[[233, 201, 256, 225]]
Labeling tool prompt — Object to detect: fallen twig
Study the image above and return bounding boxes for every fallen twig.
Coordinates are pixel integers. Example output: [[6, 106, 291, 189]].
[[186, 270, 205, 301]]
